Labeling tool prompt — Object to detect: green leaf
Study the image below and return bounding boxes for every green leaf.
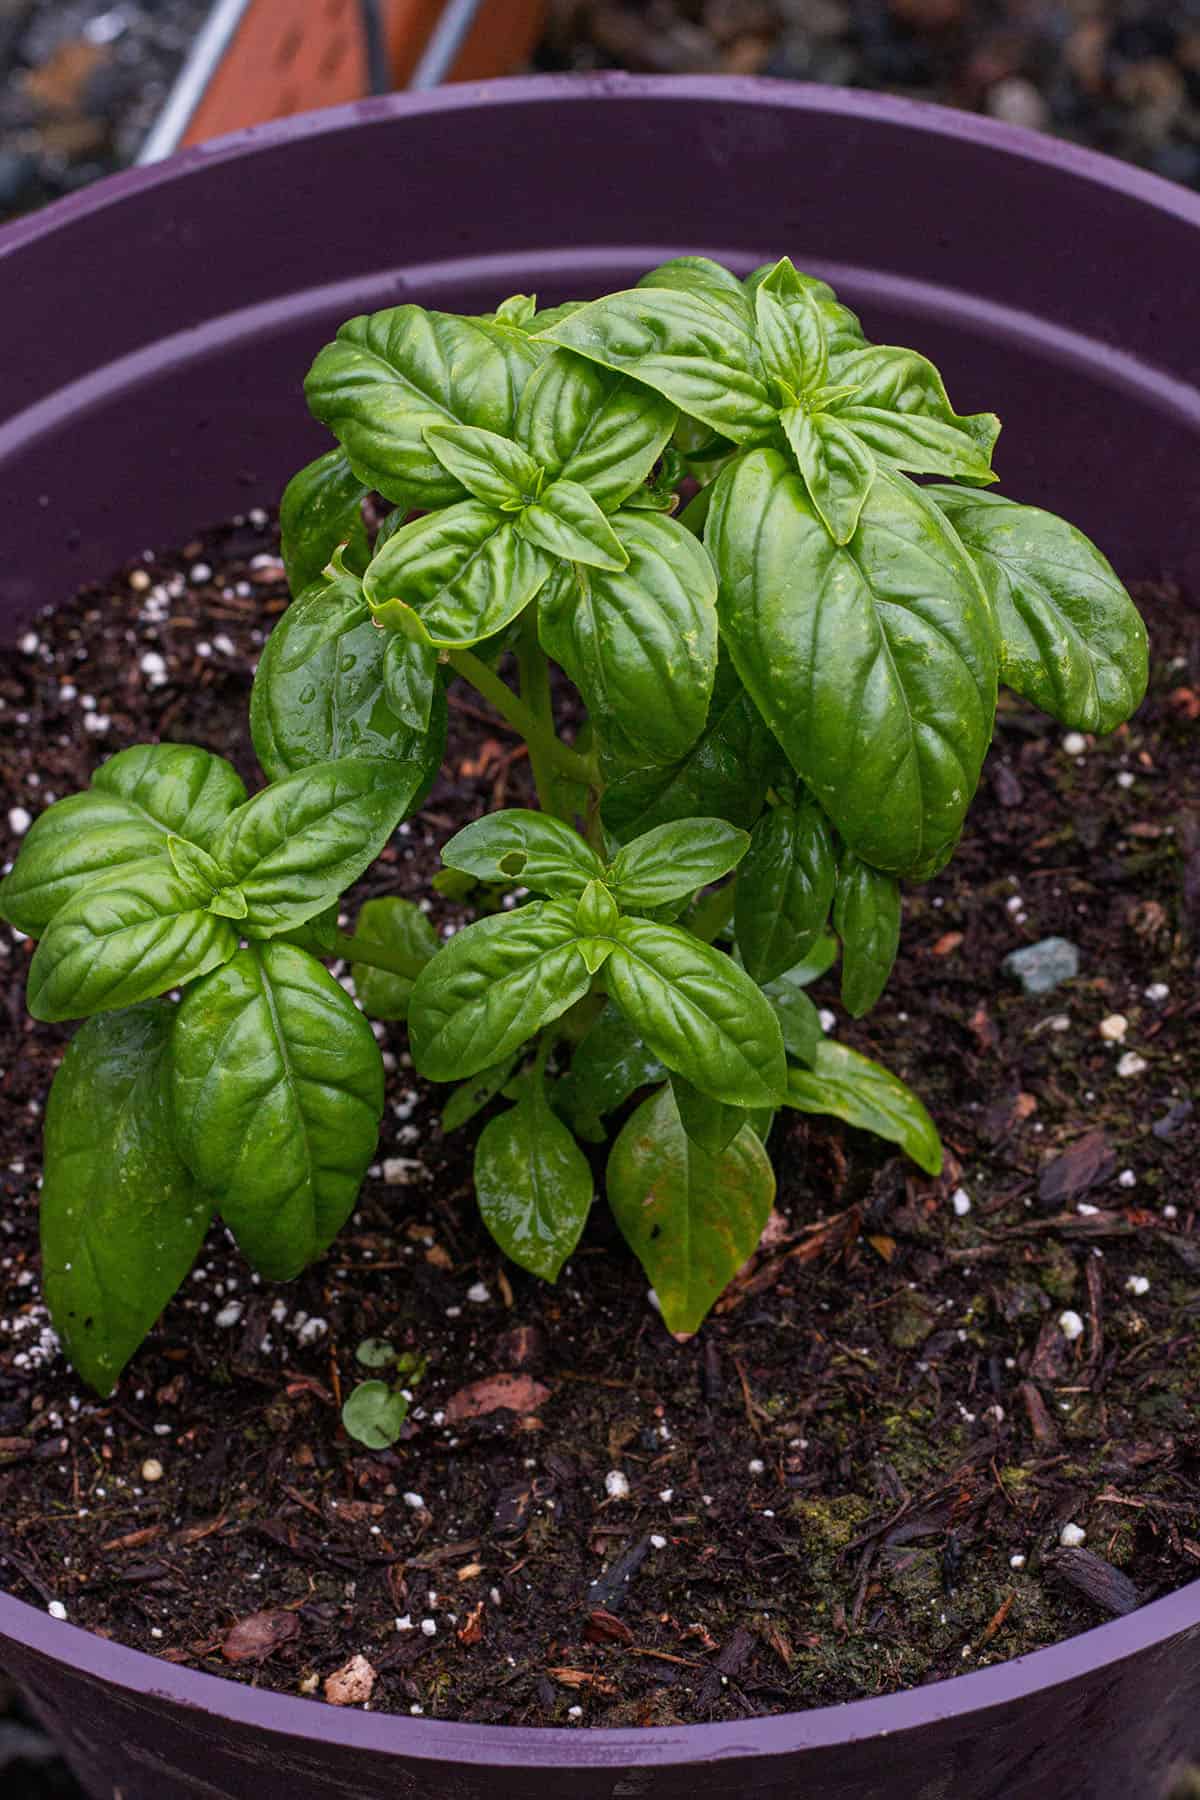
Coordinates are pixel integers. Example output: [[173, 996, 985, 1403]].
[[834, 853, 901, 1017], [382, 633, 440, 735], [364, 500, 554, 648], [441, 1055, 520, 1133], [250, 565, 447, 786], [517, 478, 628, 571], [27, 861, 237, 1023], [605, 917, 786, 1107], [538, 509, 718, 773], [708, 450, 996, 877], [734, 799, 837, 984], [214, 759, 420, 939], [554, 1004, 664, 1140], [762, 967, 823, 1066], [476, 1083, 592, 1280], [342, 1381, 409, 1449], [0, 742, 247, 941], [575, 879, 620, 937], [600, 652, 774, 844], [166, 834, 225, 893], [516, 350, 676, 512], [825, 345, 999, 483], [539, 285, 775, 445], [783, 1038, 942, 1175], [494, 294, 537, 328], [278, 903, 339, 957], [608, 818, 749, 909], [355, 1337, 398, 1369], [670, 1071, 746, 1155], [173, 943, 385, 1280], [780, 406, 875, 545], [408, 900, 591, 1083], [304, 306, 538, 507], [441, 809, 603, 897], [40, 1003, 213, 1395], [926, 488, 1148, 733], [423, 423, 543, 509], [350, 896, 439, 1022], [607, 1083, 775, 1334], [279, 448, 369, 597], [778, 932, 839, 987], [744, 262, 868, 360], [640, 256, 759, 335], [754, 258, 828, 398]]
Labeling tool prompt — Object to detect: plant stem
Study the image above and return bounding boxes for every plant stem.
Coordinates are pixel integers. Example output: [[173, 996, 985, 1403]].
[[516, 608, 567, 818], [688, 879, 737, 945], [332, 930, 427, 981], [446, 645, 592, 790]]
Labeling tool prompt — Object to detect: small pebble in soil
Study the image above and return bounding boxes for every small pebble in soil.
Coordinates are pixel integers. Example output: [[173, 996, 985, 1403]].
[[1118, 1170, 1137, 1188], [7, 807, 30, 834], [1060, 1523, 1087, 1548], [659, 1488, 674, 1503], [567, 1706, 583, 1720], [421, 1619, 437, 1637], [1010, 1554, 1027, 1570], [141, 1458, 164, 1483], [1116, 772, 1136, 789], [1099, 1014, 1129, 1042], [324, 1655, 376, 1706], [466, 1282, 490, 1304], [47, 1601, 67, 1621], [650, 1534, 668, 1549], [1002, 936, 1080, 995], [403, 1491, 425, 1509], [1164, 1204, 1179, 1220], [396, 1615, 413, 1631], [382, 1156, 425, 1185], [1061, 732, 1089, 756], [605, 1470, 631, 1501], [1145, 982, 1170, 1002], [818, 1008, 836, 1032], [214, 1301, 243, 1328], [951, 1188, 972, 1216], [748, 1458, 765, 1474], [1125, 1275, 1151, 1296], [1059, 1310, 1085, 1341], [1117, 1052, 1149, 1078]]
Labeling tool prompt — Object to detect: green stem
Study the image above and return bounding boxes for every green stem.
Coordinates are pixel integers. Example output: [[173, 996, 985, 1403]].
[[516, 608, 566, 819], [688, 879, 737, 945], [332, 930, 427, 981], [446, 645, 592, 790]]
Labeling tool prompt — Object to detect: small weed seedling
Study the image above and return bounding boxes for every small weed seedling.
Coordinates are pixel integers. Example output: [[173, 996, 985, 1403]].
[[0, 258, 1147, 1392]]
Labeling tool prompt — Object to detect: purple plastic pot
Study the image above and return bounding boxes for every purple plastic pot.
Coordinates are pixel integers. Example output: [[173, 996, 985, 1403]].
[[0, 74, 1198, 1800]]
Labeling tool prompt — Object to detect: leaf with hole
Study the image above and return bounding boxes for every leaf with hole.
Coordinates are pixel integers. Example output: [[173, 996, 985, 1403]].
[[441, 810, 603, 897]]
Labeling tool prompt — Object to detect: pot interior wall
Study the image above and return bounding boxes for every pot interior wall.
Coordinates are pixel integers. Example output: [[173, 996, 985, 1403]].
[[2, 79, 1199, 628]]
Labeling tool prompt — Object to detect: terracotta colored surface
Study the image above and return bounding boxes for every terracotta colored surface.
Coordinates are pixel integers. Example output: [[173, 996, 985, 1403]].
[[0, 76, 1198, 1798], [179, 0, 545, 146]]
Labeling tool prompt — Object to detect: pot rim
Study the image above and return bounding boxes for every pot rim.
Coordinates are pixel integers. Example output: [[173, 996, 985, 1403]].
[[2, 73, 1199, 1766]]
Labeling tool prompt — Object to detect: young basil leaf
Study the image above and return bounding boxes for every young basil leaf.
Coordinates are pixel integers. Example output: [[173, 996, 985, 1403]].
[[599, 652, 774, 844], [342, 1380, 409, 1449], [27, 861, 238, 1023], [304, 306, 539, 507], [754, 259, 828, 398], [494, 293, 537, 328], [173, 943, 385, 1280], [744, 262, 868, 359], [734, 799, 837, 985], [408, 900, 591, 1083], [834, 853, 902, 1017], [554, 1003, 665, 1141], [670, 1071, 746, 1156], [441, 1054, 520, 1133], [423, 423, 543, 510], [761, 967, 823, 1067], [825, 345, 999, 483], [166, 834, 226, 895], [2, 743, 249, 936], [442, 810, 604, 897], [40, 1002, 214, 1396], [382, 633, 440, 735], [279, 448, 369, 597], [250, 567, 447, 787], [349, 896, 440, 1022], [605, 917, 786, 1108], [607, 1082, 775, 1335], [364, 499, 555, 647], [214, 759, 420, 939], [538, 509, 717, 773], [475, 1081, 592, 1281], [927, 487, 1149, 734], [607, 818, 749, 909], [779, 406, 875, 546], [538, 286, 775, 445], [517, 477, 628, 572], [708, 450, 996, 877], [783, 1038, 942, 1176], [575, 879, 620, 937], [515, 350, 676, 513]]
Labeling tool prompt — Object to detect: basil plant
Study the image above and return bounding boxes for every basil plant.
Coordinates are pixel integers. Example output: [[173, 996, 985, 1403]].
[[1, 258, 1147, 1394]]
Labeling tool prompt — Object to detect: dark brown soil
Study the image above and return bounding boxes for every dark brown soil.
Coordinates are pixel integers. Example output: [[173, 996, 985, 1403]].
[[0, 514, 1198, 1729]]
